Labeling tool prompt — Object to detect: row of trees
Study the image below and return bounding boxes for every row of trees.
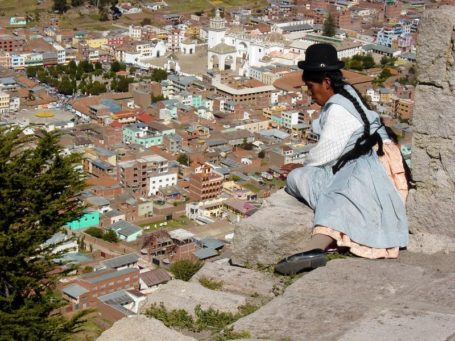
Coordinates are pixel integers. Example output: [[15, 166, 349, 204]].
[[27, 61, 108, 96], [52, 0, 118, 13], [26, 59, 169, 96], [26, 60, 132, 95], [26, 60, 103, 81]]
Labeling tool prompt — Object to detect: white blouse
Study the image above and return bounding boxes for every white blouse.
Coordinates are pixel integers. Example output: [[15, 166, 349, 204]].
[[305, 104, 362, 167]]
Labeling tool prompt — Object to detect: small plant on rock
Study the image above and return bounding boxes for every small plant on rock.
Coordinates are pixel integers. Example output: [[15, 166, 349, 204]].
[[145, 303, 194, 330], [213, 326, 251, 341], [198, 276, 223, 290]]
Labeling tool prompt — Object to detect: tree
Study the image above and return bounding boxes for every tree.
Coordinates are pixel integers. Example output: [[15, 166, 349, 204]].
[[26, 66, 39, 78], [380, 55, 397, 68], [323, 12, 336, 37], [141, 18, 152, 26], [113, 76, 134, 92], [169, 260, 203, 281], [349, 58, 363, 71], [33, 9, 41, 22], [85, 227, 104, 239], [98, 7, 109, 21], [258, 150, 265, 159], [177, 153, 189, 166], [240, 138, 253, 150], [53, 0, 69, 13], [57, 76, 75, 95], [71, 0, 84, 6], [110, 60, 124, 73], [362, 54, 375, 69], [102, 229, 118, 243], [36, 69, 47, 83], [86, 81, 106, 95], [151, 94, 165, 103], [151, 68, 168, 82], [0, 128, 86, 340], [78, 60, 94, 73]]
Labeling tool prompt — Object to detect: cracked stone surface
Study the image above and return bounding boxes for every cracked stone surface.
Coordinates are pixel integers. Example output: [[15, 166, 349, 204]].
[[97, 315, 197, 341], [232, 257, 455, 341], [231, 189, 313, 267], [407, 6, 455, 253], [139, 279, 247, 316], [190, 261, 282, 298]]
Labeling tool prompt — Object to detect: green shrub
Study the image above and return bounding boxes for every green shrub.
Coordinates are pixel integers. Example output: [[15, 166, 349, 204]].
[[102, 229, 118, 243], [237, 303, 259, 316], [194, 305, 238, 332], [169, 259, 203, 281], [85, 227, 104, 239], [145, 303, 194, 330], [213, 326, 250, 341], [198, 276, 223, 290], [145, 302, 259, 336]]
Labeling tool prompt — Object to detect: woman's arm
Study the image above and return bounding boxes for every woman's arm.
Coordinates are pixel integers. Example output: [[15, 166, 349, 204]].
[[305, 104, 362, 167]]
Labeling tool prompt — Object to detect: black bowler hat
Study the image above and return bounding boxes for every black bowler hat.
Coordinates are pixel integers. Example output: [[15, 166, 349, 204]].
[[297, 43, 344, 71]]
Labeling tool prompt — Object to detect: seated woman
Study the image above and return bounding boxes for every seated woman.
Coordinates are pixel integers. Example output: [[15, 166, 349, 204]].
[[275, 44, 409, 275]]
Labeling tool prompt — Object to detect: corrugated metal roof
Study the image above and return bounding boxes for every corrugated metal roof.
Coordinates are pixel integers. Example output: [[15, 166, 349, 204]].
[[200, 238, 225, 250], [102, 253, 139, 269], [86, 196, 110, 207], [63, 284, 88, 298], [109, 220, 142, 237], [193, 248, 218, 260], [82, 268, 137, 284], [140, 268, 172, 287], [98, 290, 133, 305]]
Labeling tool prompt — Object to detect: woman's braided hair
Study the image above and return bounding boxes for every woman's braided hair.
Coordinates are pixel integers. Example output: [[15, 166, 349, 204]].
[[304, 70, 384, 173]]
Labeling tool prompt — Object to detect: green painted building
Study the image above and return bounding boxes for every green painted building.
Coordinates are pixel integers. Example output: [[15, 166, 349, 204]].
[[123, 123, 164, 148], [66, 211, 100, 231]]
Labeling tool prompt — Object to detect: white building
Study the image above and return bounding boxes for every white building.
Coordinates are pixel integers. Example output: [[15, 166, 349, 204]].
[[128, 25, 142, 40], [206, 10, 290, 75], [208, 8, 226, 49], [0, 91, 10, 113], [180, 39, 196, 55], [11, 54, 25, 69], [117, 41, 167, 65], [367, 88, 380, 103], [289, 36, 363, 60], [281, 110, 300, 129], [149, 171, 177, 196], [52, 42, 66, 64], [9, 96, 19, 112]]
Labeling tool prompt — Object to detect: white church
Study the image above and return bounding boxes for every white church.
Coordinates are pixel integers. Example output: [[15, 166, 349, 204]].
[[207, 9, 291, 77]]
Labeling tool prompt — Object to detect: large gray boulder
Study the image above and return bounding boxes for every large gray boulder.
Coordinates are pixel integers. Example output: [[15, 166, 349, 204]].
[[407, 5, 455, 253], [232, 258, 455, 341], [139, 279, 247, 316], [190, 261, 282, 298], [230, 189, 313, 267], [97, 315, 197, 341]]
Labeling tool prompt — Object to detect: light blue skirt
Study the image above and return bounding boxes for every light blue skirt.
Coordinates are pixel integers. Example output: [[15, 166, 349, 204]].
[[286, 153, 408, 249]]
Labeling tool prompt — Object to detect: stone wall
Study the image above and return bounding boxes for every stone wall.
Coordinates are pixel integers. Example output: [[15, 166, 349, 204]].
[[407, 5, 455, 253]]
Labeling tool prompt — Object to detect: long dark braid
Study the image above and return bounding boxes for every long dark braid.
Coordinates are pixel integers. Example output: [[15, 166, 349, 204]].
[[304, 70, 384, 173], [327, 71, 371, 140]]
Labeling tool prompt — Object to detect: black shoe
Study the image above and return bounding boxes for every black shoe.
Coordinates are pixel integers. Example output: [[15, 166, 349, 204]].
[[275, 249, 327, 275]]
